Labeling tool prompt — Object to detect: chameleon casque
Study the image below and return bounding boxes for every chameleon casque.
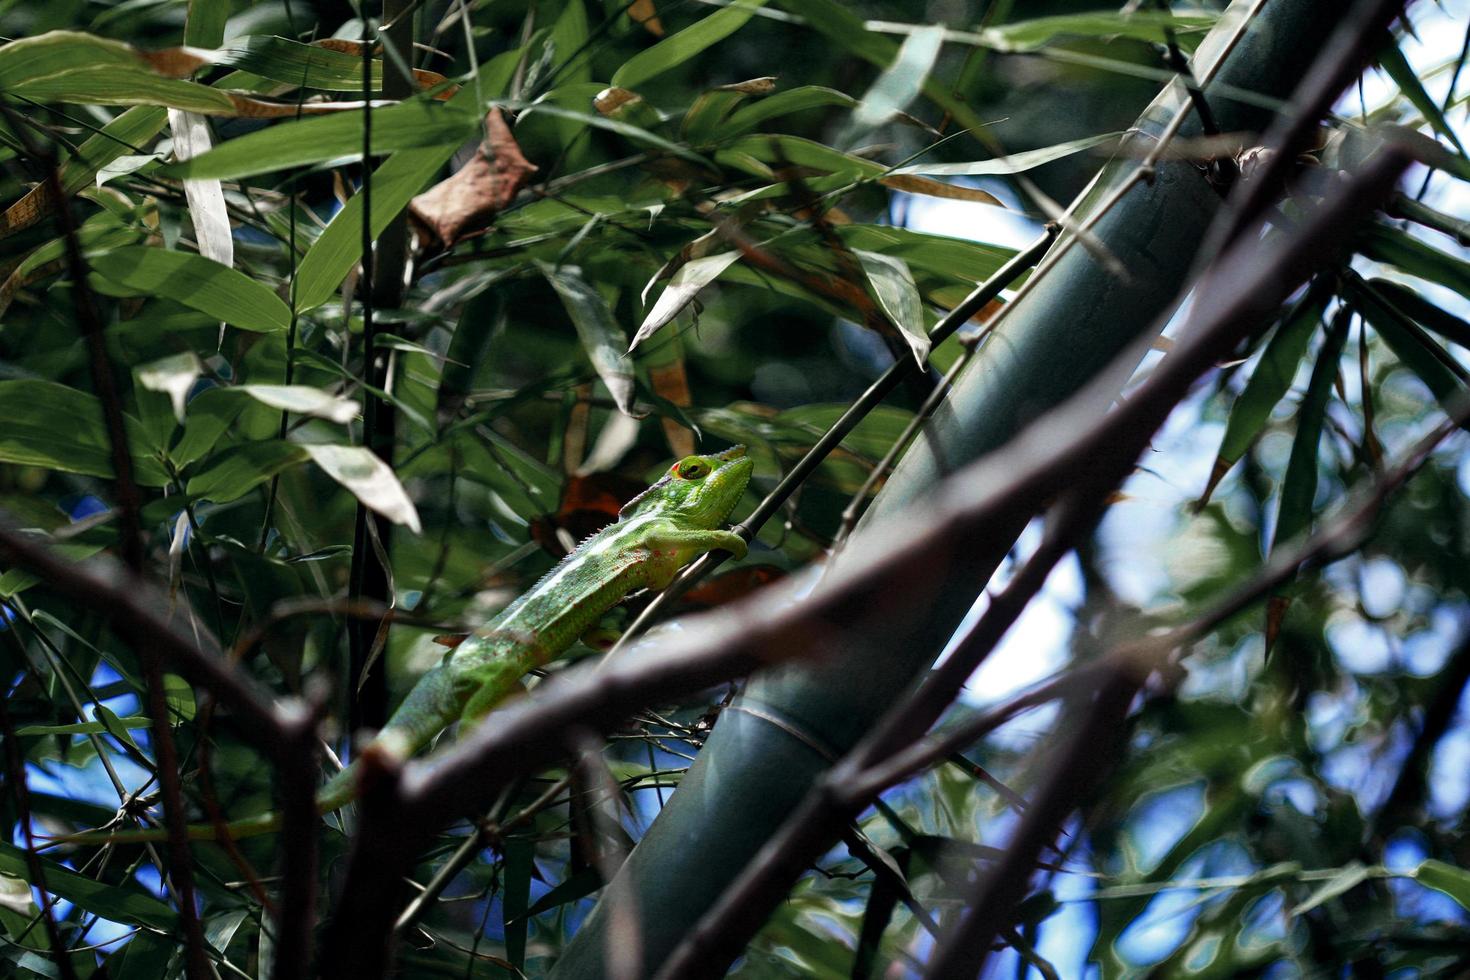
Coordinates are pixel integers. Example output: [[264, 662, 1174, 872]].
[[88, 446, 753, 843]]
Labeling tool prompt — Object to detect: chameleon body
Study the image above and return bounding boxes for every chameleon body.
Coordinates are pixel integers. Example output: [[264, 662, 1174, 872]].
[[89, 447, 753, 843]]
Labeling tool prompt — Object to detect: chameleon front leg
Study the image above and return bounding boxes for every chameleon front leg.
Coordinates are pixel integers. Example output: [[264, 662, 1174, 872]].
[[645, 528, 747, 590]]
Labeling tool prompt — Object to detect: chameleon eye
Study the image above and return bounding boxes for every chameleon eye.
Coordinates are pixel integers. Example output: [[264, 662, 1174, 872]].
[[676, 459, 710, 480]]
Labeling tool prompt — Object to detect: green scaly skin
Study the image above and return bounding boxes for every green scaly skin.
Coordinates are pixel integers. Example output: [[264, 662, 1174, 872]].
[[76, 447, 754, 844]]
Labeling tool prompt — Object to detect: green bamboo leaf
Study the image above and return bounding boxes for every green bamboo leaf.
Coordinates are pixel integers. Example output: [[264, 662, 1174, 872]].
[[0, 842, 177, 930], [978, 11, 1215, 52], [511, 100, 712, 166], [719, 133, 885, 177], [0, 380, 169, 486], [1349, 277, 1470, 422], [1200, 290, 1326, 504], [1358, 223, 1470, 300], [0, 31, 141, 88], [186, 440, 308, 502], [1367, 278, 1470, 350], [611, 0, 770, 90], [105, 932, 176, 980], [292, 64, 507, 312], [95, 705, 145, 754], [847, 24, 946, 137], [503, 839, 533, 973], [16, 717, 152, 736], [631, 251, 742, 353], [215, 35, 394, 90], [169, 386, 247, 468], [0, 541, 104, 598], [304, 444, 423, 533], [1412, 859, 1470, 910], [892, 132, 1124, 176], [59, 106, 169, 197], [721, 85, 858, 138], [1272, 313, 1350, 551], [11, 65, 237, 113], [13, 209, 146, 283], [681, 78, 773, 143], [511, 866, 604, 922], [539, 261, 643, 418], [89, 246, 291, 333], [164, 673, 196, 722], [162, 99, 479, 181], [855, 249, 929, 367], [1378, 41, 1467, 155], [183, 0, 228, 46], [836, 224, 1015, 284], [547, 0, 593, 86]]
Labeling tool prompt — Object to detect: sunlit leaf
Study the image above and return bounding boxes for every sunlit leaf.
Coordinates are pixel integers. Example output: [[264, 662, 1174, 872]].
[[892, 132, 1123, 176], [239, 385, 360, 424], [540, 261, 643, 418], [304, 444, 423, 533], [848, 24, 945, 137], [855, 249, 929, 367], [632, 251, 742, 352], [136, 352, 202, 423]]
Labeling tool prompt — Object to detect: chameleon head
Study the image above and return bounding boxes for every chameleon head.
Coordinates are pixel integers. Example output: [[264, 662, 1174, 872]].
[[619, 445, 754, 528]]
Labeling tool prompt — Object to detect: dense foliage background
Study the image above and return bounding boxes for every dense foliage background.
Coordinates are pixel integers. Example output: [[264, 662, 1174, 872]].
[[2, 0, 1470, 977]]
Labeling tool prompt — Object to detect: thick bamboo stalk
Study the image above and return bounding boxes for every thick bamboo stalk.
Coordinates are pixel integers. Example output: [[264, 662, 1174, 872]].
[[552, 1, 1371, 973]]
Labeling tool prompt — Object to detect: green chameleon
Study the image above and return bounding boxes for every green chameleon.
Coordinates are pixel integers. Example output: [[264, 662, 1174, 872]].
[[84, 446, 753, 843]]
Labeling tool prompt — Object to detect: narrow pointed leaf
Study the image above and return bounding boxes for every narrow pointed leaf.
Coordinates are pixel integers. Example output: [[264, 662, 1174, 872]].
[[1378, 41, 1467, 155], [979, 11, 1216, 52], [1413, 859, 1470, 910], [540, 262, 643, 418], [855, 249, 929, 366], [723, 86, 858, 137], [1359, 223, 1470, 300], [1349, 278, 1470, 425], [293, 53, 522, 311], [632, 251, 742, 352], [848, 24, 946, 136], [1290, 862, 1372, 916], [611, 0, 770, 90], [305, 444, 422, 533], [162, 99, 479, 181], [1367, 278, 1470, 350], [89, 246, 290, 333], [1272, 313, 1349, 552], [1200, 290, 1326, 504], [893, 132, 1123, 176]]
